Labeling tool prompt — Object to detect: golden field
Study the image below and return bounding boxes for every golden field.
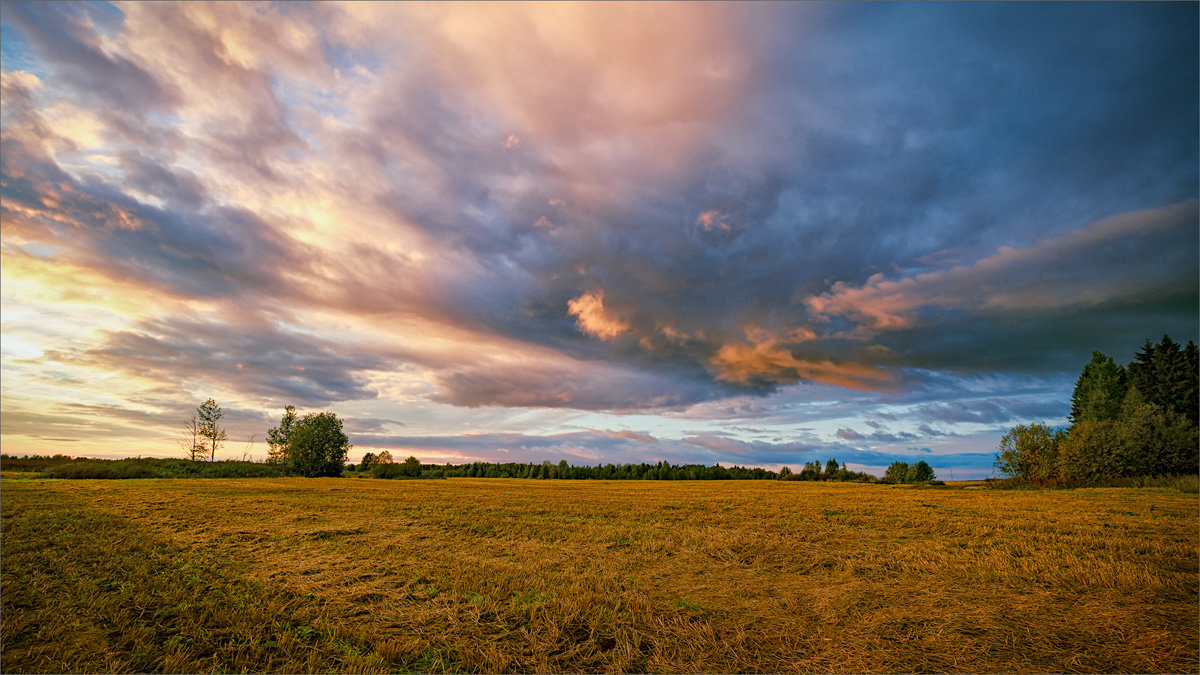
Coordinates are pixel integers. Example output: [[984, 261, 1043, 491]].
[[1, 476, 1196, 674]]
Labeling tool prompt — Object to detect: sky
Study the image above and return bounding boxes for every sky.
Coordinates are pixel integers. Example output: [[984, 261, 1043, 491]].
[[1, 2, 1196, 479]]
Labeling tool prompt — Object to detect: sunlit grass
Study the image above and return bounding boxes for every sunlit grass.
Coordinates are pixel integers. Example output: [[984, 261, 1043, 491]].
[[3, 477, 1196, 673]]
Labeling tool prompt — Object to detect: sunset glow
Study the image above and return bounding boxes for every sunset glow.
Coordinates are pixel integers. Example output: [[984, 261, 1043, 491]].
[[2, 2, 1196, 478]]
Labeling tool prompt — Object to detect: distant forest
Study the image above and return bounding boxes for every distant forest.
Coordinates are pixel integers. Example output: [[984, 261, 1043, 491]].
[[0, 454, 935, 484], [360, 457, 780, 481]]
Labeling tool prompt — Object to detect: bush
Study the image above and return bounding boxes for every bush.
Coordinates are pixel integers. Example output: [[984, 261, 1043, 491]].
[[1059, 419, 1133, 481], [39, 458, 288, 480], [905, 460, 935, 483], [287, 412, 350, 478], [371, 463, 407, 479], [798, 461, 822, 481], [883, 462, 909, 484], [993, 423, 1064, 480], [1119, 392, 1198, 476], [41, 460, 156, 479]]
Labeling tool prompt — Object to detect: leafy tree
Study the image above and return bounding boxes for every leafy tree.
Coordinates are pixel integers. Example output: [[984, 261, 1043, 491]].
[[823, 458, 839, 480], [993, 423, 1064, 480], [179, 414, 203, 462], [1057, 419, 1131, 481], [360, 452, 378, 471], [778, 466, 792, 480], [286, 412, 349, 478], [402, 455, 421, 477], [376, 450, 393, 465], [905, 460, 935, 483], [197, 399, 228, 462], [1069, 352, 1127, 424], [884, 461, 909, 484], [799, 461, 822, 481], [266, 405, 297, 464]]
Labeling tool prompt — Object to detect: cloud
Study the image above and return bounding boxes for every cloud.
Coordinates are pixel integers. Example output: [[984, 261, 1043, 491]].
[[1, 2, 1196, 469], [428, 354, 720, 411], [2, 2, 177, 111], [41, 317, 390, 408], [567, 289, 631, 340], [806, 201, 1199, 332], [697, 209, 732, 233]]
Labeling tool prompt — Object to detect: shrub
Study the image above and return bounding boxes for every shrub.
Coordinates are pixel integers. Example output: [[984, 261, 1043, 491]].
[[993, 423, 1064, 480], [798, 461, 821, 481], [41, 459, 157, 479], [1119, 391, 1198, 476], [883, 462, 909, 484], [905, 460, 935, 483], [371, 463, 407, 479], [39, 458, 288, 480], [1057, 419, 1131, 481], [402, 455, 422, 477]]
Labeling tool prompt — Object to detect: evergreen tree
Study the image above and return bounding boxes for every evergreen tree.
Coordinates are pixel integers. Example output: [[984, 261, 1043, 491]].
[[1069, 352, 1127, 424], [1127, 335, 1199, 426]]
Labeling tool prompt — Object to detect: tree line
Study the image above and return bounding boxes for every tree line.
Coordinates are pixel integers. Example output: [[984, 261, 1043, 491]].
[[777, 457, 935, 483], [353, 457, 783, 481], [353, 455, 940, 484], [177, 400, 938, 483], [994, 335, 1199, 483]]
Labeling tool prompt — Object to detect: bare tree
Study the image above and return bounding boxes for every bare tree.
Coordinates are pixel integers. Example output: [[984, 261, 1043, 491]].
[[179, 414, 203, 462]]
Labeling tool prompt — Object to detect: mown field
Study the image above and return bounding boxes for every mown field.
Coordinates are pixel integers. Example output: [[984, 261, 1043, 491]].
[[2, 476, 1196, 674]]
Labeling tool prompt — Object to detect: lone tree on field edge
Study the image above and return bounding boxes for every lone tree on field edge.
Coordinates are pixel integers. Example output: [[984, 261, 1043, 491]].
[[197, 399, 227, 462], [287, 411, 350, 478]]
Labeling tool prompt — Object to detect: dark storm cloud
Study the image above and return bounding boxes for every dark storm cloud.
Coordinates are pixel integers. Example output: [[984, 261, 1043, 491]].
[[428, 359, 727, 411], [43, 317, 390, 407], [353, 0, 1198, 406]]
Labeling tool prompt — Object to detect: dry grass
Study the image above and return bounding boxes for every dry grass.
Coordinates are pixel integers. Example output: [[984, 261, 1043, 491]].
[[2, 476, 1197, 673]]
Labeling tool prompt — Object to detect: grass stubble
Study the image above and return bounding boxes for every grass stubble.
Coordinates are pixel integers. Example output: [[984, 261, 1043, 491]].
[[1, 476, 1196, 674]]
